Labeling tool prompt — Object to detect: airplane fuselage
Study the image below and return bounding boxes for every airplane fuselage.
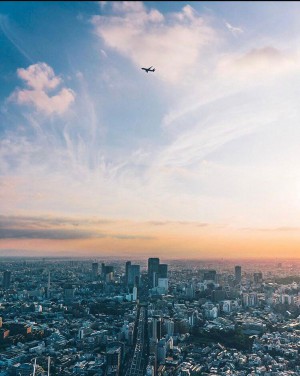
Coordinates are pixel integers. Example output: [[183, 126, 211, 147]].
[[141, 67, 155, 73]]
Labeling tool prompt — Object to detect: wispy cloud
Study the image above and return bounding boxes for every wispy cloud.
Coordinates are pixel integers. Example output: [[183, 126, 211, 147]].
[[0, 228, 154, 240], [0, 215, 114, 229], [0, 14, 34, 63], [0, 214, 156, 241], [224, 20, 243, 36], [0, 228, 102, 240]]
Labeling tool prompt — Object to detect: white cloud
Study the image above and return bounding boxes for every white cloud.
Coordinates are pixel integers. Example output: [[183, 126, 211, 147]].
[[91, 2, 217, 83], [9, 62, 75, 116], [218, 46, 300, 80], [17, 63, 61, 90], [100, 49, 108, 58]]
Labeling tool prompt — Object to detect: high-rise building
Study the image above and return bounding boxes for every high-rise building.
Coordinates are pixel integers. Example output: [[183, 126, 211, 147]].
[[92, 262, 99, 278], [128, 264, 140, 287], [158, 264, 168, 279], [102, 263, 114, 281], [152, 317, 162, 341], [157, 278, 168, 294], [235, 265, 242, 284], [149, 317, 161, 341], [125, 261, 131, 285], [148, 258, 160, 287], [3, 271, 11, 290]]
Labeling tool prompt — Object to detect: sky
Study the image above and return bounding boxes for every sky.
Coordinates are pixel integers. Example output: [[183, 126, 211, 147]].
[[1, 1, 300, 259]]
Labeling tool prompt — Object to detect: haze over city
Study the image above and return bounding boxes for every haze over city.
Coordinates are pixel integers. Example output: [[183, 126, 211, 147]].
[[1, 1, 300, 258]]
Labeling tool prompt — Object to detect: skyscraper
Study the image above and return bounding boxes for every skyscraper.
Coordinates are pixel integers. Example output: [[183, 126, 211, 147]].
[[150, 317, 162, 341], [148, 258, 160, 288], [125, 261, 131, 285], [235, 265, 242, 284], [102, 263, 114, 281], [127, 264, 140, 287], [158, 264, 168, 278], [3, 271, 11, 290], [92, 262, 99, 278]]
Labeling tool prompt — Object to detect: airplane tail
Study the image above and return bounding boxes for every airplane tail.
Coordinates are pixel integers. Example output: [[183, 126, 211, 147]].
[[153, 68, 155, 72]]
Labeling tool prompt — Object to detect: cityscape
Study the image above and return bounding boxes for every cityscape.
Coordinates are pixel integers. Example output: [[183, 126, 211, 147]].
[[0, 258, 300, 375], [2, 1, 300, 375]]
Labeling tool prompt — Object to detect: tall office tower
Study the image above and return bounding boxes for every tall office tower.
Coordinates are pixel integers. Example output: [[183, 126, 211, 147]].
[[3, 271, 11, 290], [148, 258, 160, 288], [102, 263, 114, 281], [128, 264, 140, 287], [92, 262, 99, 278], [152, 317, 162, 341], [125, 261, 131, 285], [101, 263, 106, 278], [158, 264, 168, 279], [235, 265, 242, 284]]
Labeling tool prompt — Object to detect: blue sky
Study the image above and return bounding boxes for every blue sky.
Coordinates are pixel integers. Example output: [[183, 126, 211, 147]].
[[2, 1, 300, 257]]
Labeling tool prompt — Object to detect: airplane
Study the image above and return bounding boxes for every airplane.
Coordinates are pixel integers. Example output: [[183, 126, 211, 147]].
[[141, 66, 155, 73]]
